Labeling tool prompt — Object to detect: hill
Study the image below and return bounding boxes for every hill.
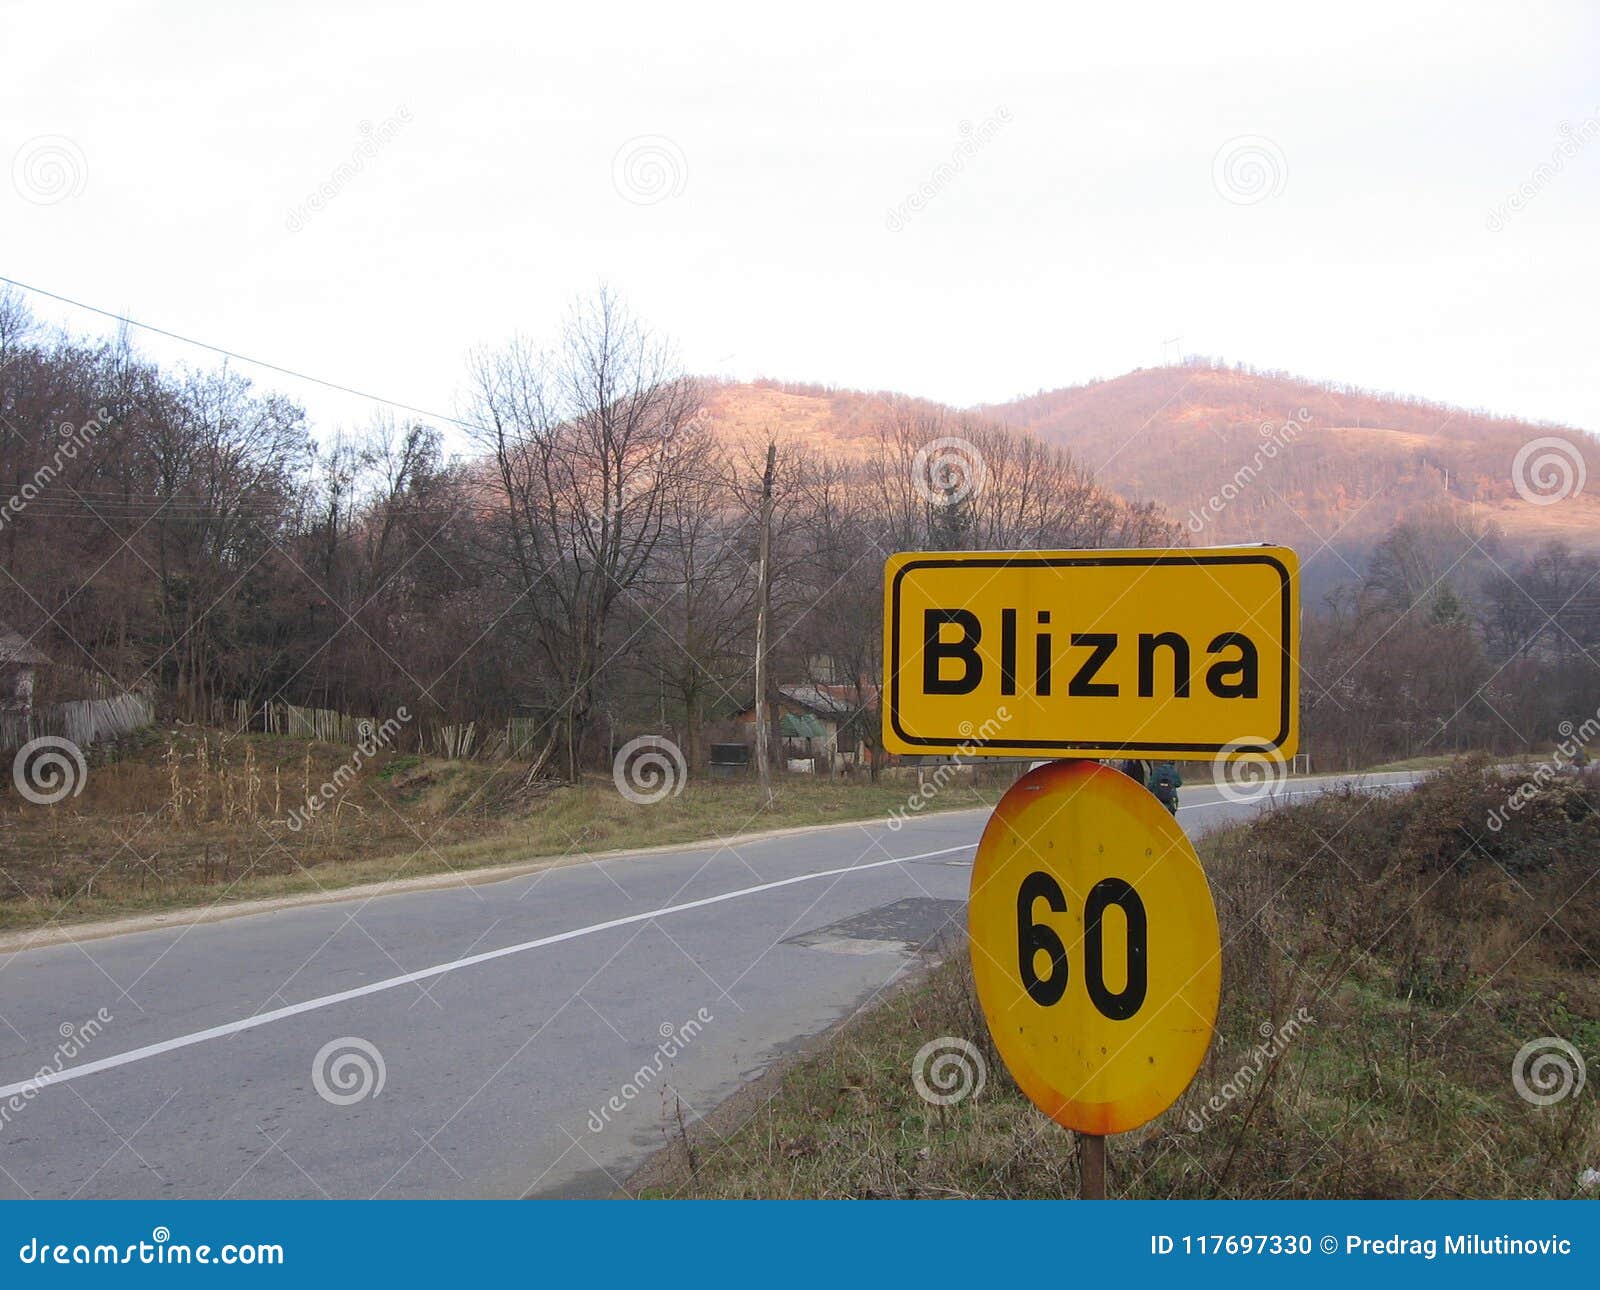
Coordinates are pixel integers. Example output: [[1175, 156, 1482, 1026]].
[[693, 379, 932, 460], [691, 367, 1600, 603], [980, 361, 1600, 575]]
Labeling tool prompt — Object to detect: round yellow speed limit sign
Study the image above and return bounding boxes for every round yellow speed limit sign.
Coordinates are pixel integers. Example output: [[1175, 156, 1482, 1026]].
[[969, 759, 1220, 1135]]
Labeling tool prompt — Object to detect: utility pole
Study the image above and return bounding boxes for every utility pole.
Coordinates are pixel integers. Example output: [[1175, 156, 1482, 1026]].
[[753, 439, 776, 806]]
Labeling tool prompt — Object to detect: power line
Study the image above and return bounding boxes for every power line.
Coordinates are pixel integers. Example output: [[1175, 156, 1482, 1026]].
[[0, 273, 487, 434]]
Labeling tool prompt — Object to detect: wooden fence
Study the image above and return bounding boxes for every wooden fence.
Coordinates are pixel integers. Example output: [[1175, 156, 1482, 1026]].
[[0, 691, 155, 753], [0, 690, 551, 764], [223, 698, 551, 763], [228, 699, 386, 746]]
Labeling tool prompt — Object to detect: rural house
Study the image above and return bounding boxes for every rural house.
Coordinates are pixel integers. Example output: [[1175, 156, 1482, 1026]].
[[736, 681, 877, 773], [0, 620, 50, 715]]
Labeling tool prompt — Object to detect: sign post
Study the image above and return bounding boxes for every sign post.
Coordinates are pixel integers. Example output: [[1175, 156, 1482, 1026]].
[[1080, 1133, 1106, 1200], [881, 545, 1299, 1198]]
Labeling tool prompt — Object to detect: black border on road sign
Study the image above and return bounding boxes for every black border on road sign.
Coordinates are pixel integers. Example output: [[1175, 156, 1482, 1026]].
[[888, 551, 1295, 754]]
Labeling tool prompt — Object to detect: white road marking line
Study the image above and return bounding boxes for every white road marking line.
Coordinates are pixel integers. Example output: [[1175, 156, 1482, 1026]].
[[1177, 788, 1329, 812], [0, 843, 977, 1101], [1176, 773, 1417, 812], [1177, 777, 1414, 806]]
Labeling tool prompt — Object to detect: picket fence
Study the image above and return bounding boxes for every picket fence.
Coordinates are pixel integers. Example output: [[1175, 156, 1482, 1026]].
[[0, 691, 543, 763], [228, 699, 383, 745], [224, 700, 549, 762], [0, 692, 155, 753]]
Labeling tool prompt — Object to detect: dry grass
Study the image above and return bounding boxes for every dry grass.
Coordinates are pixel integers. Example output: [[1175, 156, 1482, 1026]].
[[0, 727, 997, 934], [640, 759, 1600, 1199]]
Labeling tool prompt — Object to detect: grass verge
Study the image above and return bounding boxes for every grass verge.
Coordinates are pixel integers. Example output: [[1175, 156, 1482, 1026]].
[[0, 728, 999, 935], [635, 759, 1600, 1199], [1362, 752, 1492, 773]]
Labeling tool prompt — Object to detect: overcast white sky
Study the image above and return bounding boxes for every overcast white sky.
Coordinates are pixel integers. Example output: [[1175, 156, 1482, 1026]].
[[3, 1, 1597, 446]]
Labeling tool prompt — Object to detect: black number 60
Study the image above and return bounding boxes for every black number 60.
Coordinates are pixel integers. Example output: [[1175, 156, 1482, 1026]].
[[1016, 871, 1148, 1020]]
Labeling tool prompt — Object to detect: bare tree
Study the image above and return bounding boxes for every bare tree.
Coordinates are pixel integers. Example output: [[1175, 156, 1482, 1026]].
[[628, 429, 755, 767], [144, 366, 307, 715], [789, 452, 888, 778], [467, 289, 701, 779]]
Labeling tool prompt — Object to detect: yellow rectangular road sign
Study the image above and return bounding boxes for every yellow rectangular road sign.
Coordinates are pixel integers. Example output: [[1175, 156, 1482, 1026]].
[[882, 546, 1299, 760]]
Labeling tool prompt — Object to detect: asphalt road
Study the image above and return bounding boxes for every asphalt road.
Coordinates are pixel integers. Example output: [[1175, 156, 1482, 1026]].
[[0, 770, 1420, 1199]]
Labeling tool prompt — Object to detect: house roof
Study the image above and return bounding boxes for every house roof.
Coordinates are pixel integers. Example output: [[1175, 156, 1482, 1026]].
[[734, 682, 878, 724], [0, 623, 50, 667], [778, 683, 874, 716]]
